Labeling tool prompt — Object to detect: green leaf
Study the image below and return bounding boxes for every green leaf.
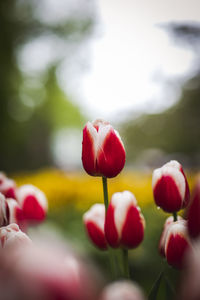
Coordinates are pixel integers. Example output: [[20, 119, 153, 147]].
[[165, 275, 175, 300], [148, 270, 164, 300]]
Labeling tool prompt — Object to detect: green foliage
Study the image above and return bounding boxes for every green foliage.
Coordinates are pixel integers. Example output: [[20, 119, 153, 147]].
[[122, 75, 200, 166], [0, 0, 93, 172]]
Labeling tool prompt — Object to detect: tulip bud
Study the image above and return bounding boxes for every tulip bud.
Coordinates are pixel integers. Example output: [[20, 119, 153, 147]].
[[159, 215, 183, 257], [16, 184, 48, 223], [0, 223, 31, 249], [100, 280, 146, 300], [105, 191, 145, 249], [152, 160, 190, 213], [164, 220, 190, 269], [83, 204, 107, 250], [0, 177, 16, 199], [187, 178, 200, 239], [82, 119, 126, 178]]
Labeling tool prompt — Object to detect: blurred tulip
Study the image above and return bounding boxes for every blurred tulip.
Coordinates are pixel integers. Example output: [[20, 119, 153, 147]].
[[178, 240, 200, 300], [100, 280, 146, 300], [152, 160, 190, 212], [83, 204, 107, 250], [0, 193, 7, 226], [0, 172, 6, 184], [105, 191, 145, 249], [164, 220, 190, 269], [82, 119, 126, 178], [6, 198, 26, 231], [14, 241, 99, 300], [16, 184, 48, 223], [0, 223, 31, 249], [0, 177, 16, 199], [159, 215, 183, 257], [187, 177, 200, 239]]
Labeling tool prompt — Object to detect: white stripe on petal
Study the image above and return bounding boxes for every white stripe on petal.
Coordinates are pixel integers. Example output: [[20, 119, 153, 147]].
[[83, 204, 105, 231], [112, 191, 137, 237]]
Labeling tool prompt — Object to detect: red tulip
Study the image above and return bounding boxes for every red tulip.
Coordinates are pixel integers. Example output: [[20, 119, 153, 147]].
[[0, 177, 16, 199], [159, 215, 183, 257], [164, 220, 190, 269], [152, 160, 190, 213], [82, 119, 126, 178], [105, 191, 145, 249], [187, 178, 200, 239], [83, 204, 107, 250], [16, 185, 48, 223]]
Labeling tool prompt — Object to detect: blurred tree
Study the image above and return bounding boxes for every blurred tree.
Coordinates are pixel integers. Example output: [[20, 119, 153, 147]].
[[0, 0, 94, 172], [122, 23, 200, 167]]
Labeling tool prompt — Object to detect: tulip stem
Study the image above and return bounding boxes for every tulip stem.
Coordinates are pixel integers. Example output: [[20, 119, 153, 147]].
[[173, 212, 177, 222], [102, 177, 109, 211], [122, 249, 130, 279]]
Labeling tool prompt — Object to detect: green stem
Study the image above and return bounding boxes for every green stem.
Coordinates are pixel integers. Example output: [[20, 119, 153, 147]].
[[173, 212, 177, 222], [122, 248, 130, 279], [102, 176, 109, 211], [101, 176, 116, 278]]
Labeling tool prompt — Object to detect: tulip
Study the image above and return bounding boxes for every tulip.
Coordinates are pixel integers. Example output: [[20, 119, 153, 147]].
[[6, 198, 26, 231], [178, 240, 200, 300], [0, 193, 7, 226], [159, 215, 183, 257], [0, 177, 16, 199], [164, 220, 190, 269], [0, 223, 31, 249], [83, 204, 107, 250], [100, 280, 146, 300], [105, 191, 145, 249], [82, 119, 126, 178], [16, 184, 48, 223], [187, 178, 200, 239], [152, 160, 190, 213]]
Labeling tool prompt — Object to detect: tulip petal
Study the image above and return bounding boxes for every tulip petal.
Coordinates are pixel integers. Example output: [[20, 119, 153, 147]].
[[153, 174, 183, 212], [98, 129, 125, 178], [166, 233, 189, 269], [121, 206, 144, 248], [22, 195, 46, 222], [82, 124, 98, 176], [104, 204, 119, 248], [85, 221, 107, 250]]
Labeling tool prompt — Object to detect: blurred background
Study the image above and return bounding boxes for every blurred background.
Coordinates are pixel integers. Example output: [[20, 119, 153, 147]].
[[1, 0, 200, 296]]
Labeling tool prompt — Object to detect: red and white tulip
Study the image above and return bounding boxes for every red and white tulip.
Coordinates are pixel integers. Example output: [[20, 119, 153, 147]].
[[0, 223, 31, 249], [105, 191, 145, 249], [152, 160, 190, 212], [16, 184, 48, 223], [6, 198, 26, 231], [82, 119, 126, 178], [159, 215, 183, 257], [83, 204, 107, 250], [0, 176, 17, 199], [164, 220, 190, 269]]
